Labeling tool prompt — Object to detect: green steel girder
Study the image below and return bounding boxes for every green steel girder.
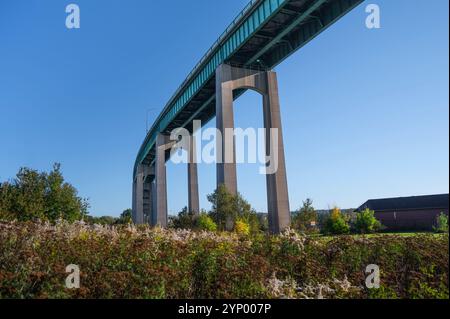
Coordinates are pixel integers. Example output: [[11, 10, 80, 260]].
[[134, 0, 364, 178]]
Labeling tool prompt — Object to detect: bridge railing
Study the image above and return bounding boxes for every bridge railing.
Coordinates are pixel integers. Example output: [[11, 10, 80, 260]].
[[164, 0, 261, 120], [138, 0, 262, 169]]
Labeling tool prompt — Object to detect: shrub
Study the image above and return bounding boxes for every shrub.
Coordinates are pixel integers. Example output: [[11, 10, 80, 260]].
[[354, 208, 382, 234], [292, 198, 318, 234], [197, 214, 217, 232], [0, 221, 447, 299], [434, 213, 449, 233], [235, 218, 250, 236], [323, 207, 350, 235]]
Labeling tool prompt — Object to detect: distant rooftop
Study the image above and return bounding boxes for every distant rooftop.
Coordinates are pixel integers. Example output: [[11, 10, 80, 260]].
[[357, 194, 449, 212]]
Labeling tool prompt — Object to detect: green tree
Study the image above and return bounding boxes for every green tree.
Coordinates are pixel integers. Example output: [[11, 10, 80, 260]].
[[169, 206, 197, 229], [354, 208, 382, 234], [44, 163, 89, 222], [207, 184, 237, 231], [434, 213, 449, 233], [0, 182, 15, 220], [116, 209, 132, 225], [292, 198, 318, 233], [323, 207, 350, 235], [0, 163, 89, 222], [207, 184, 260, 232]]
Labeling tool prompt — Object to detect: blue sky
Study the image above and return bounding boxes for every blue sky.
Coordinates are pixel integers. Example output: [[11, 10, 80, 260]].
[[0, 0, 448, 216]]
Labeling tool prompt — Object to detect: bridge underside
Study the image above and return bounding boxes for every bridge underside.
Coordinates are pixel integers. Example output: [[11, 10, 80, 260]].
[[138, 0, 363, 169]]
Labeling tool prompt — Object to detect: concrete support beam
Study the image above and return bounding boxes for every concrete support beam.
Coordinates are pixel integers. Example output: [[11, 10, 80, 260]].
[[143, 173, 154, 225], [132, 164, 149, 225], [263, 72, 291, 233], [155, 133, 176, 227], [151, 179, 157, 226], [188, 135, 200, 214], [132, 178, 137, 222], [215, 64, 291, 233], [216, 64, 238, 196]]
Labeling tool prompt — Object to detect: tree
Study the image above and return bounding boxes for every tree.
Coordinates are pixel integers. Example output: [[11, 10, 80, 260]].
[[0, 163, 89, 222], [207, 184, 238, 231], [354, 208, 382, 234], [292, 198, 318, 233], [91, 216, 117, 225], [434, 213, 449, 233], [0, 182, 15, 220], [207, 184, 260, 232], [169, 206, 198, 229], [116, 209, 132, 225], [323, 207, 350, 235], [44, 163, 89, 222]]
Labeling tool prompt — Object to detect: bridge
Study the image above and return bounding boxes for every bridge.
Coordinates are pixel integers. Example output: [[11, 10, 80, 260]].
[[132, 0, 364, 233]]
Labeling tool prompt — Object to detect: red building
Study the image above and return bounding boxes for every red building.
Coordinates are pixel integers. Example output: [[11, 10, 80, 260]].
[[356, 194, 449, 232]]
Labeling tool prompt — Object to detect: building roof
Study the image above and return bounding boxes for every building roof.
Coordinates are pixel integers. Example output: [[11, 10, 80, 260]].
[[357, 194, 449, 212]]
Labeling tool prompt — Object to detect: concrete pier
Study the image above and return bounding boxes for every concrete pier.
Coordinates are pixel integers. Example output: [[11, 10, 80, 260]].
[[215, 64, 291, 233]]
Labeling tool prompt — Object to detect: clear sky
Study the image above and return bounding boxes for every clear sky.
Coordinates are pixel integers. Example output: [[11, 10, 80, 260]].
[[0, 0, 448, 217]]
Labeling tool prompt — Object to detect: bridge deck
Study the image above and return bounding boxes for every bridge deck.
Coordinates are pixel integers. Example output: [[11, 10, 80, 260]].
[[134, 0, 363, 177]]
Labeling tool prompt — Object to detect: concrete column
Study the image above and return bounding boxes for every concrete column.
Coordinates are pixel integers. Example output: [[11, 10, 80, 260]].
[[263, 72, 291, 233], [151, 179, 157, 226], [155, 134, 176, 227], [214, 64, 291, 233], [132, 178, 137, 222], [188, 135, 200, 214], [216, 64, 238, 195], [134, 166, 145, 225], [143, 175, 154, 225]]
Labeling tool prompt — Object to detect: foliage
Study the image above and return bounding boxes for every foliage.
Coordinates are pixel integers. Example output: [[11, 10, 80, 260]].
[[83, 209, 132, 226], [207, 184, 260, 233], [434, 213, 449, 233], [169, 207, 197, 230], [117, 209, 132, 225], [207, 184, 237, 231], [0, 164, 89, 222], [197, 213, 217, 232], [169, 208, 217, 232], [0, 221, 447, 299], [354, 208, 382, 234], [235, 218, 250, 236], [292, 198, 318, 233], [323, 207, 350, 235], [84, 215, 117, 225]]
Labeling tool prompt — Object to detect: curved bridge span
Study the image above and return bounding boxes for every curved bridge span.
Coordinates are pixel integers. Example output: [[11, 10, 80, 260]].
[[133, 0, 364, 232]]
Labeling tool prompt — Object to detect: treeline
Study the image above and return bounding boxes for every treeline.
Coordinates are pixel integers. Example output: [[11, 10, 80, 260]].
[[0, 164, 130, 225], [291, 198, 383, 235], [0, 164, 88, 222], [291, 198, 448, 235], [2, 164, 447, 234], [168, 192, 386, 235]]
